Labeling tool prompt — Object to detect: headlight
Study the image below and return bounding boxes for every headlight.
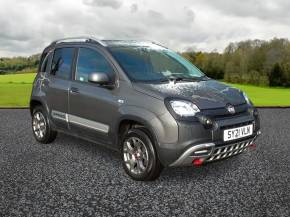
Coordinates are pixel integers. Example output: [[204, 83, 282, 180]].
[[169, 100, 200, 117], [242, 92, 251, 105]]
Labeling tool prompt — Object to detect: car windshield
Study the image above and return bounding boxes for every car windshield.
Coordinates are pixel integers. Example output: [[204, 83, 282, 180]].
[[109, 46, 205, 82]]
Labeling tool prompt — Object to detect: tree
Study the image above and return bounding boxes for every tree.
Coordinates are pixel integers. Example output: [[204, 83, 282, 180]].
[[269, 63, 284, 86], [182, 38, 290, 87]]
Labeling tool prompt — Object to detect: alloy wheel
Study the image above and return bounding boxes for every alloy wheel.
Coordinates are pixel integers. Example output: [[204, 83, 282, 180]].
[[32, 111, 47, 139], [123, 137, 149, 175]]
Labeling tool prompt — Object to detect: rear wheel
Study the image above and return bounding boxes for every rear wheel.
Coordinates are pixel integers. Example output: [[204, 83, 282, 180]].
[[121, 128, 163, 181], [32, 106, 57, 144]]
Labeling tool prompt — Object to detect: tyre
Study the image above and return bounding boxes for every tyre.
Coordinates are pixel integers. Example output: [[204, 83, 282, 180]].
[[121, 128, 163, 181], [32, 106, 57, 144]]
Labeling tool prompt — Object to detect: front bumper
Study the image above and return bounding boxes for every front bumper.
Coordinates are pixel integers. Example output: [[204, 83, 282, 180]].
[[169, 132, 260, 167], [157, 109, 260, 167]]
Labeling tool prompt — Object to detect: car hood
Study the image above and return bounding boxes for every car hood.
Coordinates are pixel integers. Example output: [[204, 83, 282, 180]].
[[133, 80, 247, 110]]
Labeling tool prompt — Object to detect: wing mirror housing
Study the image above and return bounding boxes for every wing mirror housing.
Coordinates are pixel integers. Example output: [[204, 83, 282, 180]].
[[88, 72, 114, 89]]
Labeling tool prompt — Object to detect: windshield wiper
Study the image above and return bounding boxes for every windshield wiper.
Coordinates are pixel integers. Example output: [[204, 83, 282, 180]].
[[168, 76, 206, 83], [139, 76, 209, 84]]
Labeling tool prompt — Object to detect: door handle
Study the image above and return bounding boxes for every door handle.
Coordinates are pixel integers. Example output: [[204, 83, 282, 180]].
[[70, 87, 79, 94]]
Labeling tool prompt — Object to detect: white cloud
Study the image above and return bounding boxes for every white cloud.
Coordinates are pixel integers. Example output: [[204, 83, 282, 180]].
[[83, 0, 122, 9], [0, 0, 289, 56], [130, 3, 138, 13]]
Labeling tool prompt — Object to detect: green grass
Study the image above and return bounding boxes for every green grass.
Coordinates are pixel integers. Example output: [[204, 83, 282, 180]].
[[0, 73, 36, 84], [0, 73, 35, 107], [0, 73, 289, 107], [0, 84, 33, 107], [226, 83, 290, 106]]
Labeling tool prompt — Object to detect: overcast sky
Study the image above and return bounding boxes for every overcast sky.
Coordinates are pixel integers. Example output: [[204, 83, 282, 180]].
[[0, 0, 290, 57]]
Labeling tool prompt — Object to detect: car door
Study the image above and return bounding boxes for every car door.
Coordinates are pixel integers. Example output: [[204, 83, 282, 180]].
[[44, 47, 76, 130], [68, 47, 120, 145]]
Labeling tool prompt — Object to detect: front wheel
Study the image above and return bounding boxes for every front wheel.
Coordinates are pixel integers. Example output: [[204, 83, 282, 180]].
[[121, 128, 163, 181], [32, 106, 57, 144]]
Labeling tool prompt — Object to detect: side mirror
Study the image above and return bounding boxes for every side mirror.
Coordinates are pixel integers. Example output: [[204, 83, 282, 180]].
[[88, 72, 111, 86]]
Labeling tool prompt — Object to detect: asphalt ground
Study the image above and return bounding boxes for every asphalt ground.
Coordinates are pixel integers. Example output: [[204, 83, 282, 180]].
[[0, 109, 289, 217]]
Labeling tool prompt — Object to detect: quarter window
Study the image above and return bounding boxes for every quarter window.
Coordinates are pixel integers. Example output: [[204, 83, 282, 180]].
[[40, 55, 48, 72], [40, 52, 52, 73], [51, 48, 74, 79], [76, 48, 114, 82]]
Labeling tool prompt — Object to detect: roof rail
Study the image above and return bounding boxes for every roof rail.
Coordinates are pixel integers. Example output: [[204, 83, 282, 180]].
[[50, 36, 106, 46], [151, 41, 168, 49]]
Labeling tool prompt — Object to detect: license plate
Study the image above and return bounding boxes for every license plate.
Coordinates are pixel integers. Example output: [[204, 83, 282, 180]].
[[223, 124, 253, 142]]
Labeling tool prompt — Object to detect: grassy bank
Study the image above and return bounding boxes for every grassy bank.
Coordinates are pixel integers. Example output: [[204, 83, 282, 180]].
[[0, 73, 290, 107], [0, 73, 35, 107], [0, 73, 35, 108], [227, 83, 290, 107], [0, 73, 36, 84], [0, 84, 33, 107]]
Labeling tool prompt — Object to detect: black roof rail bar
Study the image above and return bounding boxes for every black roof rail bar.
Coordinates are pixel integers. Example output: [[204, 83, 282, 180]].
[[50, 37, 107, 46]]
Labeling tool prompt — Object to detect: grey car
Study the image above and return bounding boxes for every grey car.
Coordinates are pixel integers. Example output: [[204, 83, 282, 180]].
[[30, 37, 261, 181]]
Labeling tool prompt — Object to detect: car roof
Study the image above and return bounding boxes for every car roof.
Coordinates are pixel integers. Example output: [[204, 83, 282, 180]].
[[41, 37, 167, 60], [48, 37, 166, 49]]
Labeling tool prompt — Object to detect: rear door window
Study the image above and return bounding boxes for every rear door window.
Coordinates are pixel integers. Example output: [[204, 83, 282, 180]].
[[51, 48, 74, 80]]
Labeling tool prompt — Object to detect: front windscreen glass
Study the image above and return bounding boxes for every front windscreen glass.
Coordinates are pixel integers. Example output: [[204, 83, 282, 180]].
[[109, 45, 205, 82]]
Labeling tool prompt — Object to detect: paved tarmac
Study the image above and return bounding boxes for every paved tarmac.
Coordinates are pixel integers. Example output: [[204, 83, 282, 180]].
[[0, 109, 289, 216]]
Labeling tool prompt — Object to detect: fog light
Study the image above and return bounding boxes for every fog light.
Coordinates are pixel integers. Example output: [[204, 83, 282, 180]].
[[197, 115, 213, 129], [192, 158, 203, 166], [206, 119, 212, 125]]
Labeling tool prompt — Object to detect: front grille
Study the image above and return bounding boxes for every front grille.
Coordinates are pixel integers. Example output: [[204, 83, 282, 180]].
[[201, 103, 248, 119], [220, 121, 254, 130], [214, 111, 248, 119], [206, 139, 254, 162]]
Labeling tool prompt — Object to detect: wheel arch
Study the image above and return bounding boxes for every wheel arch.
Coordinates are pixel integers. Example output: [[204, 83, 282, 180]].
[[29, 98, 49, 116], [116, 115, 166, 167], [116, 115, 158, 145]]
